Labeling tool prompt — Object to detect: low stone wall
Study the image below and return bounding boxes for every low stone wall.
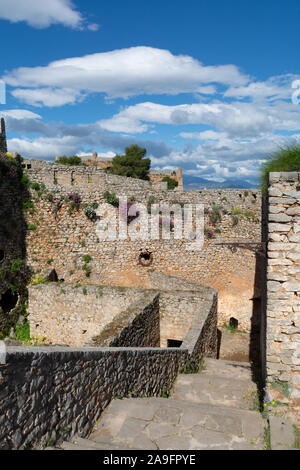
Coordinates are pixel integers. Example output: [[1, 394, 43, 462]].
[[266, 172, 300, 421], [181, 292, 218, 369], [0, 346, 187, 450], [92, 292, 160, 347], [28, 285, 149, 346]]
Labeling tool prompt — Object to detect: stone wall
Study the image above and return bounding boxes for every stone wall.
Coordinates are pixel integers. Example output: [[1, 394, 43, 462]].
[[266, 172, 300, 420], [28, 284, 154, 347], [94, 292, 160, 347], [23, 160, 262, 332], [0, 270, 217, 449], [0, 346, 187, 450]]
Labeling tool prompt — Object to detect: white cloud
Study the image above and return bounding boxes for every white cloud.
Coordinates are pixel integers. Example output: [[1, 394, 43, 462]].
[[224, 75, 299, 102], [0, 109, 42, 120], [11, 87, 83, 107], [0, 0, 92, 29], [4, 46, 249, 105], [98, 100, 300, 137]]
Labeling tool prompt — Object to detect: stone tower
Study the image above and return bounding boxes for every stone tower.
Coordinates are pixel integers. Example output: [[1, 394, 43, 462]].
[[0, 118, 7, 154]]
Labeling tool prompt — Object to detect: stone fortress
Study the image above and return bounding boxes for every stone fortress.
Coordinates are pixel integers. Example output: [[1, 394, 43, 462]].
[[0, 118, 299, 449]]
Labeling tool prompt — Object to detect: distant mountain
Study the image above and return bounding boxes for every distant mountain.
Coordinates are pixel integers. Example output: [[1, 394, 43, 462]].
[[182, 174, 257, 190]]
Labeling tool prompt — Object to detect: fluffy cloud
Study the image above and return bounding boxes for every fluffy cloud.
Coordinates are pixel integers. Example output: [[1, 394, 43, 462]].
[[11, 87, 84, 107], [99, 100, 300, 138], [3, 47, 249, 105], [0, 0, 94, 30]]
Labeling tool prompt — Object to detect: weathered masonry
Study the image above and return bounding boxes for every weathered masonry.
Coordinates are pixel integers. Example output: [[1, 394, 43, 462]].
[[266, 172, 300, 417], [23, 158, 262, 333], [0, 275, 217, 450]]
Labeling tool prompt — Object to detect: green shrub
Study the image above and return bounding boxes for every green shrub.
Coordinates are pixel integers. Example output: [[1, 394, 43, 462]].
[[57, 156, 82, 166], [104, 191, 119, 207], [82, 255, 92, 264], [162, 176, 179, 190], [28, 224, 37, 231], [260, 145, 300, 196], [15, 322, 30, 343], [106, 145, 150, 180]]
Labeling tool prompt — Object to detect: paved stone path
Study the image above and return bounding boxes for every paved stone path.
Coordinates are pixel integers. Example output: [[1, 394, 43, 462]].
[[57, 358, 268, 450]]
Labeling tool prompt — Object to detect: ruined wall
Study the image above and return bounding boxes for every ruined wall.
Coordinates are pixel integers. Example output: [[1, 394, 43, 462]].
[[28, 284, 152, 347], [23, 160, 261, 332], [266, 172, 300, 420]]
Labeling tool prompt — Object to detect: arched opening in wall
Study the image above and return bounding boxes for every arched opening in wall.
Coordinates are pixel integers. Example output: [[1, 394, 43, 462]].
[[138, 251, 153, 267], [0, 249, 5, 264], [0, 289, 18, 314], [167, 339, 183, 348]]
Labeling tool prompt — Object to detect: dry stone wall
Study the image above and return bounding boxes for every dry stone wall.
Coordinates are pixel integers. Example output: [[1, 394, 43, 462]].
[[267, 172, 300, 419], [24, 160, 262, 332]]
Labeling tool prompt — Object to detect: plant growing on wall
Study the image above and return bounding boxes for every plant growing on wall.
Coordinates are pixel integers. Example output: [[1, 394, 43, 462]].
[[67, 193, 81, 214], [83, 202, 99, 221], [162, 176, 179, 190], [104, 191, 119, 207], [260, 145, 300, 196]]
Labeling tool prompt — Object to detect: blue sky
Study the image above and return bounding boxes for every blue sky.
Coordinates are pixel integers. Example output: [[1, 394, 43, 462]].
[[1, 0, 300, 186]]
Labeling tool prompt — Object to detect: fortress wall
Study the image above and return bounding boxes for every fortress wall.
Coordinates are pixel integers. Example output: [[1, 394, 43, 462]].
[[23, 162, 261, 332], [266, 172, 300, 421], [28, 284, 148, 347], [0, 274, 217, 450]]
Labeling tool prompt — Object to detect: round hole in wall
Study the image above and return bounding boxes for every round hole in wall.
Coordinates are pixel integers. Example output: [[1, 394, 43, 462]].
[[138, 251, 153, 267], [0, 250, 4, 263]]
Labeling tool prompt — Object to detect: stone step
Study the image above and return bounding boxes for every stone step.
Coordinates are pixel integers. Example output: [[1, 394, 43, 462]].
[[61, 437, 123, 451], [173, 373, 258, 410], [269, 416, 297, 450], [90, 397, 265, 450], [202, 358, 253, 381]]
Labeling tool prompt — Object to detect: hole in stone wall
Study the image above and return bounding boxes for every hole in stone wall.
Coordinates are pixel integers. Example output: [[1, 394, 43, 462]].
[[0, 289, 18, 314], [0, 250, 4, 263], [167, 339, 183, 348], [138, 251, 153, 267], [27, 164, 31, 169], [229, 317, 238, 329]]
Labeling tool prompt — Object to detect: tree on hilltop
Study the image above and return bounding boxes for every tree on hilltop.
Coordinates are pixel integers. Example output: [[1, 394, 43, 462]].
[[107, 145, 151, 180]]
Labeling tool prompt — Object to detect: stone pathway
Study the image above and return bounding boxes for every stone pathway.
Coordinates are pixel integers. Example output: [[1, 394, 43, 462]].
[[56, 358, 269, 450]]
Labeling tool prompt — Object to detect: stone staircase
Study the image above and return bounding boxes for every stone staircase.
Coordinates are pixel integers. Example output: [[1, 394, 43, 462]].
[[55, 358, 269, 450]]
